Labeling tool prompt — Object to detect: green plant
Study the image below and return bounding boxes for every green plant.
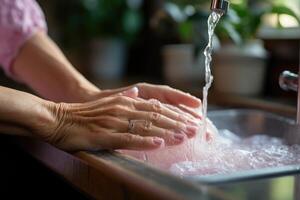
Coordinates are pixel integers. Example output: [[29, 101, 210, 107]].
[[54, 0, 143, 48], [216, 2, 300, 45], [161, 0, 300, 45]]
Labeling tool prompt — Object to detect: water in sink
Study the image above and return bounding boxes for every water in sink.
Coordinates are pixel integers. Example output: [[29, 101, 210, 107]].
[[170, 129, 300, 176], [122, 116, 300, 177]]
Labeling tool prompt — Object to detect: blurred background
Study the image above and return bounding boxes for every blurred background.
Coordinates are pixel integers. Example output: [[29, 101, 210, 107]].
[[1, 0, 300, 106], [0, 1, 299, 198]]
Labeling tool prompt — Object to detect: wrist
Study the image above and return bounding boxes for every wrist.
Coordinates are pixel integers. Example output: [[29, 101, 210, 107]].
[[25, 98, 57, 136]]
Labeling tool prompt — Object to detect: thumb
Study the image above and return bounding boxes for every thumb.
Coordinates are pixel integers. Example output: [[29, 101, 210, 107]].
[[120, 87, 139, 98]]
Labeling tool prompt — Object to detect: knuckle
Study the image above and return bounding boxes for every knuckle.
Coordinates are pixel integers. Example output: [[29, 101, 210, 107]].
[[121, 96, 131, 103], [113, 96, 125, 103], [124, 134, 136, 143], [140, 121, 152, 133], [138, 82, 147, 87], [115, 96, 133, 106], [149, 99, 162, 113], [115, 96, 125, 103], [176, 113, 185, 122], [149, 112, 161, 123], [162, 129, 172, 138], [175, 121, 185, 130]]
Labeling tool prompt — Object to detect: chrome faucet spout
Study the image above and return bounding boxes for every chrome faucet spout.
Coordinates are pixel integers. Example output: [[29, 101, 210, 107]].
[[210, 0, 229, 15], [279, 70, 298, 92]]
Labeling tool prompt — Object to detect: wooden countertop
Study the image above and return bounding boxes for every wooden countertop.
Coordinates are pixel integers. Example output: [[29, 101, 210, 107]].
[[14, 138, 228, 200]]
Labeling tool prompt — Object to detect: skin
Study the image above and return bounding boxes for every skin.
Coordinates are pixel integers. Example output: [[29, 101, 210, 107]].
[[0, 86, 199, 151], [0, 32, 202, 151], [12, 32, 201, 109]]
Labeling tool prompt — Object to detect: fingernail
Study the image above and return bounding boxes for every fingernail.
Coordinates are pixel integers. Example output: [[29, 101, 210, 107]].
[[122, 87, 139, 96], [131, 87, 139, 93], [187, 119, 199, 126], [186, 125, 198, 137], [205, 132, 213, 142], [174, 133, 185, 140], [153, 137, 164, 145]]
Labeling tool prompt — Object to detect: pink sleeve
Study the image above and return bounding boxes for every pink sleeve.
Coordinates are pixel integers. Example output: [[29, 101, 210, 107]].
[[0, 0, 47, 77]]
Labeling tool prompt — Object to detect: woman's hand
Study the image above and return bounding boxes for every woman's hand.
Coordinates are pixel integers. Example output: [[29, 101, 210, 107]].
[[95, 83, 200, 107], [92, 83, 202, 118], [40, 88, 199, 151]]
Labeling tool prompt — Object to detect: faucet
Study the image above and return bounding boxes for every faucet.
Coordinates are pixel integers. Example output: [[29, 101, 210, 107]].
[[279, 70, 300, 123], [279, 71, 298, 92], [210, 0, 230, 15]]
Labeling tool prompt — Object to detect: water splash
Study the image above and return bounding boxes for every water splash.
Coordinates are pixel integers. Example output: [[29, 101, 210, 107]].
[[202, 11, 222, 140]]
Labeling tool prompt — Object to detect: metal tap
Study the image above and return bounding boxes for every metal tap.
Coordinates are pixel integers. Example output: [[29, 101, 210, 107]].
[[279, 70, 298, 92], [279, 70, 300, 123], [210, 0, 229, 15]]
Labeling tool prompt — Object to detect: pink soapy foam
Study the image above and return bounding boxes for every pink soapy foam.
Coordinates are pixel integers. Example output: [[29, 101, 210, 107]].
[[121, 117, 300, 177], [121, 117, 220, 170]]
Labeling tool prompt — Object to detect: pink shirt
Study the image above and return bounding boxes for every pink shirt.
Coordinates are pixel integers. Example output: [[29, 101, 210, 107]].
[[0, 0, 47, 77]]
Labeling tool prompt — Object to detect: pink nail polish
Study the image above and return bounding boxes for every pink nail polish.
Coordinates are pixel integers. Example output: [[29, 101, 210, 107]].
[[174, 133, 185, 140], [153, 137, 164, 145], [186, 126, 198, 137], [205, 132, 213, 142]]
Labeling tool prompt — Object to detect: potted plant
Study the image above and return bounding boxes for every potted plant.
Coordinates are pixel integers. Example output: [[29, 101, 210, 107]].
[[54, 0, 143, 81], [213, 1, 300, 96], [152, 1, 211, 87], [153, 0, 299, 95]]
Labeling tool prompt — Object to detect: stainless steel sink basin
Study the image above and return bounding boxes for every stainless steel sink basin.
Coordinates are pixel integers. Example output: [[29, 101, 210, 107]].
[[189, 109, 300, 184], [81, 109, 300, 199]]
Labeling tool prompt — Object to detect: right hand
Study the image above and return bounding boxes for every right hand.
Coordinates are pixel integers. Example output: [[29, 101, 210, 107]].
[[38, 88, 199, 151]]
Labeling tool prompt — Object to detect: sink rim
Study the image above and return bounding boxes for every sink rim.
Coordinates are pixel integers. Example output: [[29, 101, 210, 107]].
[[208, 108, 295, 125]]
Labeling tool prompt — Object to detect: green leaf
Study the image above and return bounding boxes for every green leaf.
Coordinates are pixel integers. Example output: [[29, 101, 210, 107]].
[[123, 9, 142, 36], [221, 21, 243, 45], [270, 5, 300, 24], [178, 21, 193, 42]]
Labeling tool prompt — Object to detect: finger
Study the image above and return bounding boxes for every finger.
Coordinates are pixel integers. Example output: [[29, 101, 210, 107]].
[[96, 85, 139, 98], [127, 110, 197, 138], [95, 87, 131, 99], [92, 116, 129, 132], [177, 104, 202, 119], [144, 84, 201, 108], [73, 95, 135, 114], [120, 87, 139, 98], [134, 99, 193, 125], [128, 120, 186, 145], [204, 132, 214, 142], [164, 103, 201, 122], [107, 133, 164, 150]]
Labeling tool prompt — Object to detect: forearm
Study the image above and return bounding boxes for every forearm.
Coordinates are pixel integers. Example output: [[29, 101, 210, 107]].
[[0, 86, 54, 137], [12, 32, 100, 103]]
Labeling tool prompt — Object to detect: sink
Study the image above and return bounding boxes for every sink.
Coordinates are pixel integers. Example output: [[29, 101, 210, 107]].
[[188, 109, 300, 184], [72, 109, 300, 199]]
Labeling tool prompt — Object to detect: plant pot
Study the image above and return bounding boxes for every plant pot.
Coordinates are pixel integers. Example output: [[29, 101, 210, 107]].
[[213, 40, 268, 96], [162, 44, 205, 87], [88, 38, 127, 81]]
